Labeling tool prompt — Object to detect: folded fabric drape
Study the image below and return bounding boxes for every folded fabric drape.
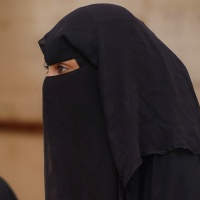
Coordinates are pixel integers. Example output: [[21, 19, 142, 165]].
[[38, 4, 200, 200]]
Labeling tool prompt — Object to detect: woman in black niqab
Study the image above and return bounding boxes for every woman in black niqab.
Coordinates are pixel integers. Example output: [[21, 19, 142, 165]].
[[38, 4, 200, 200]]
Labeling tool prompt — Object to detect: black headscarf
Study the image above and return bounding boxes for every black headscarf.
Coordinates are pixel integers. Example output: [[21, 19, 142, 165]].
[[39, 4, 200, 200]]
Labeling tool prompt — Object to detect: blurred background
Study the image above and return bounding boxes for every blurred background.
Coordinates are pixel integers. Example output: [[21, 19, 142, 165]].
[[0, 0, 200, 199]]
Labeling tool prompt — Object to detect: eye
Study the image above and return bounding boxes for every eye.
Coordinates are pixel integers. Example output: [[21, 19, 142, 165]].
[[58, 65, 69, 74]]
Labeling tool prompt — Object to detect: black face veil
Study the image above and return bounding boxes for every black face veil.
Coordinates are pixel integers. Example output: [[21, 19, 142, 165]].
[[39, 4, 200, 200]]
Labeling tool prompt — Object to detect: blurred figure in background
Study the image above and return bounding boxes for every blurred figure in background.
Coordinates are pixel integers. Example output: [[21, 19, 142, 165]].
[[0, 177, 18, 200]]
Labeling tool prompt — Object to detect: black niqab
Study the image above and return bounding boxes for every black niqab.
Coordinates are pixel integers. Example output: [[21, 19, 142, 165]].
[[43, 64, 120, 200], [39, 4, 200, 200]]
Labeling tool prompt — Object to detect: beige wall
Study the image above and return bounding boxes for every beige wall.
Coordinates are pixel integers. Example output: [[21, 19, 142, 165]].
[[0, 0, 200, 199], [0, 131, 44, 200], [0, 0, 200, 122]]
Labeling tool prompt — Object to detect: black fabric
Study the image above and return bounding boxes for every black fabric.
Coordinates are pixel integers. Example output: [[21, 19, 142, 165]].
[[0, 177, 18, 200], [127, 148, 200, 200], [39, 3, 200, 200], [43, 64, 119, 200]]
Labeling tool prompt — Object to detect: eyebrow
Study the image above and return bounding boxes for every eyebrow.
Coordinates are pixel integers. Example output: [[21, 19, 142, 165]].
[[60, 62, 68, 65], [43, 60, 72, 70]]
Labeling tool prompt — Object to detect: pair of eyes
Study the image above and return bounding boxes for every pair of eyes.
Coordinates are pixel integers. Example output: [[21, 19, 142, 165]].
[[44, 59, 80, 76], [44, 65, 68, 74]]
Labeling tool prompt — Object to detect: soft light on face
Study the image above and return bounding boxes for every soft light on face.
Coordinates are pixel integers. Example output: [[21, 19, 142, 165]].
[[45, 59, 80, 76]]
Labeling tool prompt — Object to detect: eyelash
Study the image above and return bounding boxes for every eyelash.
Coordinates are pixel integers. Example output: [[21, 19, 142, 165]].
[[58, 65, 69, 73], [44, 65, 49, 70], [43, 62, 49, 70], [43, 64, 69, 73]]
